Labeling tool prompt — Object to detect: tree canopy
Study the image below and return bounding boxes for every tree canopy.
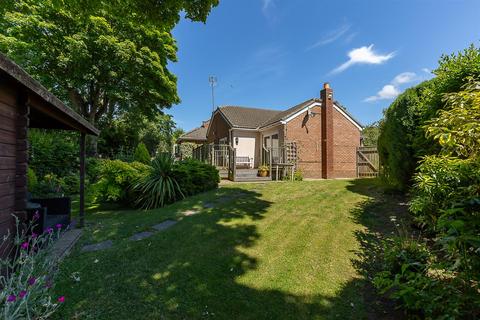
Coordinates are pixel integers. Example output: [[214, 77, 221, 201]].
[[0, 0, 218, 153]]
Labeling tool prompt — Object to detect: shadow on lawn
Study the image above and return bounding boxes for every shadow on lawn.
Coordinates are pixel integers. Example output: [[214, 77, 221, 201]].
[[345, 179, 410, 320], [61, 185, 386, 320]]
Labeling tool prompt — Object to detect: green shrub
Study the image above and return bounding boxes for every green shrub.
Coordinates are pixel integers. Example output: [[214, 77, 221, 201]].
[[377, 81, 434, 191], [293, 169, 303, 181], [133, 142, 151, 164], [94, 160, 149, 203], [134, 154, 183, 209], [27, 167, 38, 191], [172, 159, 219, 196], [374, 237, 479, 319], [376, 47, 480, 319], [33, 173, 66, 197], [86, 157, 103, 185], [378, 45, 480, 191]]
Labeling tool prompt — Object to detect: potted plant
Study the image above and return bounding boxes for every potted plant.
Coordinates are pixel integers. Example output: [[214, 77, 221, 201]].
[[258, 165, 269, 177]]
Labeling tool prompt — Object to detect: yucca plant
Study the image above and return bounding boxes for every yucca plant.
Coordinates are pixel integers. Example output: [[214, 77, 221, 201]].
[[134, 153, 184, 209]]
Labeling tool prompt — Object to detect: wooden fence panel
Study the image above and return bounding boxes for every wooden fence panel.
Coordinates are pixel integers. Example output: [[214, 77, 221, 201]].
[[356, 146, 379, 178]]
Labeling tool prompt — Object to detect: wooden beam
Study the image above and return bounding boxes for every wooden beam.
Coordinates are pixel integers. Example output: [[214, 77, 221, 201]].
[[79, 132, 86, 228]]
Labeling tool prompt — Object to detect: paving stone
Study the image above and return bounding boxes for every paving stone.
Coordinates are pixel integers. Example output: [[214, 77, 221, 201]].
[[51, 229, 82, 260], [82, 240, 113, 252], [183, 209, 200, 216], [130, 231, 155, 241], [152, 220, 178, 231]]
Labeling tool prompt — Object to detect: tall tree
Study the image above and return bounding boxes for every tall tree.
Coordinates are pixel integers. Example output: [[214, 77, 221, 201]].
[[0, 0, 218, 154]]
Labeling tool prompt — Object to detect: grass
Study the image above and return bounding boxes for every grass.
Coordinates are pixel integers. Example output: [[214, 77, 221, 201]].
[[55, 179, 408, 319]]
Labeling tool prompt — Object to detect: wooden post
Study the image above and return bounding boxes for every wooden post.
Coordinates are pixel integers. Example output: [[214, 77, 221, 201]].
[[79, 132, 86, 228]]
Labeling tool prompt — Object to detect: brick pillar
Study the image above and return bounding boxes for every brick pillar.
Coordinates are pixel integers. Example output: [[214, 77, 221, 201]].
[[14, 93, 29, 219], [321, 82, 334, 179]]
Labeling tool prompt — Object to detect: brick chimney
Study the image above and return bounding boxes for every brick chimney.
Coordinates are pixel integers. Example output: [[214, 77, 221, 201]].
[[321, 82, 334, 179]]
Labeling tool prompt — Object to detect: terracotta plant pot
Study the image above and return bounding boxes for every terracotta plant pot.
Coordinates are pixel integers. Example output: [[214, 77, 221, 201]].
[[258, 170, 268, 177]]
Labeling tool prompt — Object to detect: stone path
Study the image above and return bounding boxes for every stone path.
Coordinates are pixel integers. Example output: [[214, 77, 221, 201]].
[[81, 219, 179, 252], [182, 209, 200, 216], [129, 231, 155, 241], [152, 220, 177, 231], [82, 240, 113, 252], [79, 191, 253, 253], [51, 228, 83, 260]]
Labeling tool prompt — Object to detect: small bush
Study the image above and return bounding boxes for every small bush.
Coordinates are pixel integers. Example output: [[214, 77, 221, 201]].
[[293, 169, 303, 181], [93, 160, 149, 203], [173, 159, 219, 196], [133, 143, 151, 164], [134, 154, 184, 209]]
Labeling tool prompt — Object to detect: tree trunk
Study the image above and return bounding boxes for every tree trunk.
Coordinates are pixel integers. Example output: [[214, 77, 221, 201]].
[[86, 114, 98, 156]]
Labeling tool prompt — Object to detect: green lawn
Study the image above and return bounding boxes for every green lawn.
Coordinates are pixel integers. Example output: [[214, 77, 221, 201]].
[[55, 179, 407, 319]]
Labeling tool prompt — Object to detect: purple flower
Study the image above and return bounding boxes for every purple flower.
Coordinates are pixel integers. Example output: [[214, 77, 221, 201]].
[[57, 296, 65, 303], [7, 295, 16, 302], [27, 277, 36, 286], [19, 291, 27, 299], [31, 232, 38, 239], [33, 210, 40, 220], [45, 280, 52, 289], [44, 227, 53, 234], [55, 223, 62, 229], [21, 242, 29, 250]]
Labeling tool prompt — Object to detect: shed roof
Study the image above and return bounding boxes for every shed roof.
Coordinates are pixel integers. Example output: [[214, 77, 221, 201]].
[[0, 53, 99, 135]]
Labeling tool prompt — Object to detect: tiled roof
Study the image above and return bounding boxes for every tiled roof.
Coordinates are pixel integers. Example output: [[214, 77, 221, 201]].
[[260, 99, 318, 128], [210, 99, 363, 131], [218, 106, 282, 129], [178, 120, 209, 142]]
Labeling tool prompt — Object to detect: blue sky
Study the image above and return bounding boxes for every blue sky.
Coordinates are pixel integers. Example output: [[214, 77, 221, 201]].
[[169, 0, 480, 131]]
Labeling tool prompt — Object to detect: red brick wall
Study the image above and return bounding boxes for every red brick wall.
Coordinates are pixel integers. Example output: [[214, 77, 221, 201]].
[[284, 104, 360, 179], [332, 107, 361, 178], [284, 106, 323, 178]]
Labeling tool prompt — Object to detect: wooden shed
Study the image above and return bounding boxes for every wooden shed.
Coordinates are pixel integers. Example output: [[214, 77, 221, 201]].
[[0, 53, 99, 240]]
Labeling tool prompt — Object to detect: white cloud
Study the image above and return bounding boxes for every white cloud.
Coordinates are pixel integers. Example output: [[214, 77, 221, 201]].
[[307, 23, 351, 50], [365, 71, 418, 102], [392, 72, 417, 85], [365, 85, 400, 102], [331, 44, 395, 74], [262, 0, 275, 14], [422, 68, 431, 74]]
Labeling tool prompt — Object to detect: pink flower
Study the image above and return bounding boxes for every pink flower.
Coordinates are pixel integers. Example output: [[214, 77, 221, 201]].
[[21, 242, 29, 250], [19, 291, 27, 298], [57, 296, 65, 303], [55, 223, 62, 229], [7, 295, 16, 302], [27, 277, 36, 286]]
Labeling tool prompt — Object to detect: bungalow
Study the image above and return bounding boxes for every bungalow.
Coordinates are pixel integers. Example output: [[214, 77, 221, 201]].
[[179, 83, 363, 180]]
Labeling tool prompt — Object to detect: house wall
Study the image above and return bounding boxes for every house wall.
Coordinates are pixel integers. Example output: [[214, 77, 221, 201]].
[[284, 106, 323, 178], [332, 107, 361, 178], [207, 112, 230, 144], [231, 129, 260, 168], [0, 80, 28, 243]]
